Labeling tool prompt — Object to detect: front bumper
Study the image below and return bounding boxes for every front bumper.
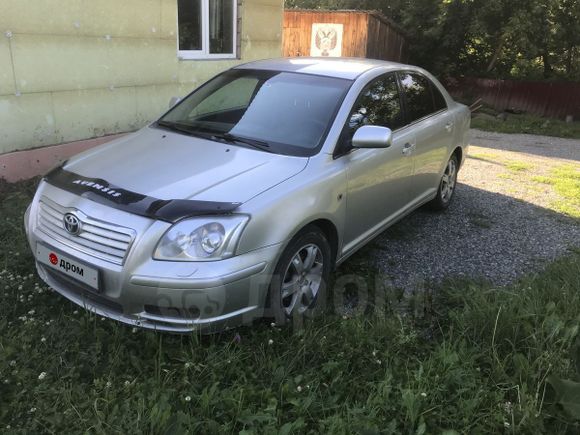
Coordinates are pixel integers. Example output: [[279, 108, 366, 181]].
[[25, 182, 280, 333]]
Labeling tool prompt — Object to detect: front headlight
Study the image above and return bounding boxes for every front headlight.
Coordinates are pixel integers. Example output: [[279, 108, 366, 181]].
[[153, 215, 249, 261]]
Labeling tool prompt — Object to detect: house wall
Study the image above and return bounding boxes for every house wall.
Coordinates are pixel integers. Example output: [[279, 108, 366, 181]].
[[0, 0, 283, 155]]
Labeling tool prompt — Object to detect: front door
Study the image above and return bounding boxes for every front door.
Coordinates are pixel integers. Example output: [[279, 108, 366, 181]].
[[340, 73, 416, 254]]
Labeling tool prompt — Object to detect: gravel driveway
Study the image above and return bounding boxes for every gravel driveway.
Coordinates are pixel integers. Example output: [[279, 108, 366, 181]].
[[344, 129, 580, 291]]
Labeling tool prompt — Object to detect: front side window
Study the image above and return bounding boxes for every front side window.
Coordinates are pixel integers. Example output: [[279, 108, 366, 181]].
[[347, 73, 404, 133], [157, 70, 352, 156], [334, 73, 403, 156], [178, 0, 236, 59]]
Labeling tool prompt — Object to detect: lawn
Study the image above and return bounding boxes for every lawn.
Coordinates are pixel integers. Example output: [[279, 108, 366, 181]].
[[469, 148, 580, 219], [471, 113, 580, 139], [533, 165, 580, 219], [2, 179, 580, 434]]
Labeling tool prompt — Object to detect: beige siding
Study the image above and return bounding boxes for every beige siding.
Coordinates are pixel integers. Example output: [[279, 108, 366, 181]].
[[0, 0, 283, 154], [0, 93, 57, 149], [0, 37, 15, 95]]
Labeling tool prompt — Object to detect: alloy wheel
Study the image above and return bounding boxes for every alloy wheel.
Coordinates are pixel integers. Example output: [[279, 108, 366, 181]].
[[281, 244, 324, 316], [440, 159, 457, 203]]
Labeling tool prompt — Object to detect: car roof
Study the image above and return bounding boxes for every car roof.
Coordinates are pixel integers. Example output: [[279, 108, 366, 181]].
[[234, 57, 410, 80]]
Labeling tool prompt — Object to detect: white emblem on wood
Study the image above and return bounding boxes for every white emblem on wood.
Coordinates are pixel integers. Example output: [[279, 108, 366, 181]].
[[310, 23, 343, 57]]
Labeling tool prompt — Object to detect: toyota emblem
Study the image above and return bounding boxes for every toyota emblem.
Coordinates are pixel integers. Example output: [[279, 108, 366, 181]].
[[63, 213, 82, 235]]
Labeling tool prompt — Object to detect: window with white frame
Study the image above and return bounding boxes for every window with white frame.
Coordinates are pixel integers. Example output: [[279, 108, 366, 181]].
[[177, 0, 237, 59]]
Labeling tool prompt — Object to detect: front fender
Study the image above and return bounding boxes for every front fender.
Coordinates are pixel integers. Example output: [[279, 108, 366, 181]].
[[236, 155, 347, 262]]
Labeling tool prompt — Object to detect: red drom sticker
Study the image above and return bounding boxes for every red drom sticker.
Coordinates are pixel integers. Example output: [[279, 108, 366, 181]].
[[49, 253, 58, 265]]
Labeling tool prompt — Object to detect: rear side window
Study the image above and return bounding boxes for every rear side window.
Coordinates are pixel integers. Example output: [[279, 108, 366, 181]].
[[399, 72, 434, 123], [432, 84, 447, 112]]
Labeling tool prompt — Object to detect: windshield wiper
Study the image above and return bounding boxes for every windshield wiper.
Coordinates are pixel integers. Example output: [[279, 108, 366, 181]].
[[156, 121, 213, 139], [157, 122, 272, 152], [211, 132, 272, 152]]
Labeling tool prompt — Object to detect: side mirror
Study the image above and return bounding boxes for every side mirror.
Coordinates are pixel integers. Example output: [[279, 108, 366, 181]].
[[352, 126, 393, 149], [168, 96, 181, 108]]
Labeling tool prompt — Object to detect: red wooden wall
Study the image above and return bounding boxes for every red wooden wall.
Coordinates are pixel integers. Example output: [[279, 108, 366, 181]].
[[449, 77, 580, 119]]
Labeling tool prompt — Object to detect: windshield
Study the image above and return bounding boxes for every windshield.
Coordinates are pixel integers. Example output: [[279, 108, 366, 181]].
[[156, 69, 352, 156]]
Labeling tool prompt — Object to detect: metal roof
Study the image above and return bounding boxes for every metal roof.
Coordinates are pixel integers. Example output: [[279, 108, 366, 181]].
[[234, 57, 410, 80]]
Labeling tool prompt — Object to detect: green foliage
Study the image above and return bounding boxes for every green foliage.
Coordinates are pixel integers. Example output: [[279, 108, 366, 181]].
[[2, 180, 580, 433], [548, 376, 580, 419], [285, 0, 580, 80]]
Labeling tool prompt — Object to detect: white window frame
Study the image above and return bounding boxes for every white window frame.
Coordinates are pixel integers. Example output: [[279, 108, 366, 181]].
[[177, 0, 238, 60]]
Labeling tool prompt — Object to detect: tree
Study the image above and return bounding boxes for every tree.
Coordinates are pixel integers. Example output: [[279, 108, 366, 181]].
[[285, 0, 580, 80]]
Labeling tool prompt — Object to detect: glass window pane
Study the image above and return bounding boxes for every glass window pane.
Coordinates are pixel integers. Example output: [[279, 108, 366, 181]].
[[178, 0, 202, 51], [348, 74, 404, 132], [160, 70, 351, 153], [432, 84, 447, 111], [209, 0, 234, 54], [190, 77, 259, 118], [229, 73, 347, 148], [399, 72, 435, 123]]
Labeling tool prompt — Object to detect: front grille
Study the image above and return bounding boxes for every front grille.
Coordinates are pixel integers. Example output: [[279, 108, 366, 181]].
[[37, 196, 135, 265]]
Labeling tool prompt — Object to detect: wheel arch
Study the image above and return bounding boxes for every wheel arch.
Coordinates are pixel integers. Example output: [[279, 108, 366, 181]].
[[265, 217, 340, 316], [308, 218, 339, 266], [452, 146, 464, 168], [274, 217, 341, 273]]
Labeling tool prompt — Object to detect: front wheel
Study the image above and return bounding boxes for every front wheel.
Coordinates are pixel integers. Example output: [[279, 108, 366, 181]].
[[268, 226, 332, 325], [429, 154, 459, 211]]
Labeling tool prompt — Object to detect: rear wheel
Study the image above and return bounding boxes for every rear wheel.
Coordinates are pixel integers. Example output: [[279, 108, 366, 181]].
[[429, 154, 459, 211], [269, 226, 332, 325]]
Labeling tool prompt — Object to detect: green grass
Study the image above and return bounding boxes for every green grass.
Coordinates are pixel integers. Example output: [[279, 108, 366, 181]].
[[532, 175, 555, 184], [533, 164, 580, 218], [505, 161, 534, 172], [468, 154, 534, 173], [2, 180, 580, 433], [471, 113, 580, 139]]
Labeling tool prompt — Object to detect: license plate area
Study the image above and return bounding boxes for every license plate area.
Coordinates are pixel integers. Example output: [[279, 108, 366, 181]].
[[36, 243, 100, 292]]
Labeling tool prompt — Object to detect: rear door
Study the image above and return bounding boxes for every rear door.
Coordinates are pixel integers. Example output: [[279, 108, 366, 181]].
[[398, 72, 454, 202]]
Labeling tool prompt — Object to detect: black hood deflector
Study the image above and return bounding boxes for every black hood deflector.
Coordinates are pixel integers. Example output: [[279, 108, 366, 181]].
[[44, 167, 242, 223]]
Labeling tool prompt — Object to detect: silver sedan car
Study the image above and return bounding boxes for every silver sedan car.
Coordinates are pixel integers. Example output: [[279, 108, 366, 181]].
[[24, 58, 470, 332]]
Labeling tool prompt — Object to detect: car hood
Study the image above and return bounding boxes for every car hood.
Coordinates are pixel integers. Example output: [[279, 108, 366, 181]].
[[64, 127, 308, 203]]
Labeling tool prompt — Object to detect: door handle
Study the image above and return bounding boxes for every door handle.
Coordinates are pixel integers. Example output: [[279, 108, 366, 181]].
[[445, 122, 454, 132], [402, 142, 415, 156]]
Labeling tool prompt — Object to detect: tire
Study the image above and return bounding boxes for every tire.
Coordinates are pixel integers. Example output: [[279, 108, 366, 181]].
[[268, 225, 332, 326], [429, 154, 459, 211]]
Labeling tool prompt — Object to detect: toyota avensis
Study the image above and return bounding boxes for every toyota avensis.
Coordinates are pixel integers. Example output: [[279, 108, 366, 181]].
[[24, 58, 470, 332]]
